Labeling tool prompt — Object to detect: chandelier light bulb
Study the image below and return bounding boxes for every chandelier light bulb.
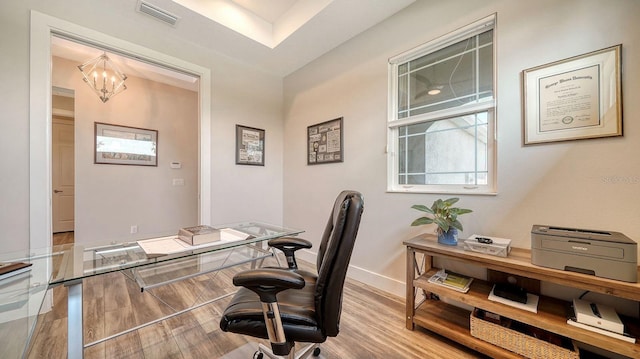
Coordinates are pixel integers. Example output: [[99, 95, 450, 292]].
[[78, 52, 128, 103]]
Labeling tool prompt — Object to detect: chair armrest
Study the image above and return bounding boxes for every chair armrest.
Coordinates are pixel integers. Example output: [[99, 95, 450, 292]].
[[233, 268, 305, 303], [268, 237, 312, 269]]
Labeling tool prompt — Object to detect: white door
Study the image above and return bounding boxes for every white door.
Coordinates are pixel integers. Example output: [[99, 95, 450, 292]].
[[52, 118, 75, 233]]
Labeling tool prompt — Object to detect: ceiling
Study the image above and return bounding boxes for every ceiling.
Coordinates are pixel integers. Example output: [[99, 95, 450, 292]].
[[51, 0, 415, 89]]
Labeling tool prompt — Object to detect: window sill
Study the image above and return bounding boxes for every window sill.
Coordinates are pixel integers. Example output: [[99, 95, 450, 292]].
[[387, 187, 497, 196]]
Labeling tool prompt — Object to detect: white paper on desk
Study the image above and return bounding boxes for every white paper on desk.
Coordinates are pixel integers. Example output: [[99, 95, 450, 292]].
[[218, 228, 251, 242], [137, 229, 251, 255], [137, 236, 190, 255]]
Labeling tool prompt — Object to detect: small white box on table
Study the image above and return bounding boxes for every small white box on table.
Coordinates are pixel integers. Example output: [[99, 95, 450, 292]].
[[464, 234, 512, 257]]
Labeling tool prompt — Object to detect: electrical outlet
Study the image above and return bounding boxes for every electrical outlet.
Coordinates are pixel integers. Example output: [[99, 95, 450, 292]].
[[130, 225, 138, 234]]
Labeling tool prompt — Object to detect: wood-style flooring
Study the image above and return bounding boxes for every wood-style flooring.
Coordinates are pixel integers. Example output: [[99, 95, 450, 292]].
[[26, 233, 485, 358]]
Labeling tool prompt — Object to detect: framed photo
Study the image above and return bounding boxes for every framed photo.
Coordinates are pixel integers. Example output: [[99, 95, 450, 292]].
[[236, 125, 265, 166], [307, 117, 343, 165], [94, 122, 157, 166], [522, 45, 622, 145]]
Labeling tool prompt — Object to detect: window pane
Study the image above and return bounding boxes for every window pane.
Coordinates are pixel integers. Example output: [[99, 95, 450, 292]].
[[397, 113, 490, 186], [398, 73, 408, 114], [407, 174, 425, 184], [478, 29, 492, 46], [408, 36, 476, 71], [399, 63, 408, 75], [407, 122, 432, 135], [398, 136, 406, 173], [397, 30, 493, 120], [479, 45, 493, 96], [406, 134, 425, 173], [424, 120, 476, 174], [408, 51, 476, 115]]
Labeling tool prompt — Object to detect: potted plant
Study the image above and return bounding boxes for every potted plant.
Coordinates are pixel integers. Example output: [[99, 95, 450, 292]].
[[411, 197, 472, 245]]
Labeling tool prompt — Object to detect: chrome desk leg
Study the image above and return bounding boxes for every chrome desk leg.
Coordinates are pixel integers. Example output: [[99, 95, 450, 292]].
[[67, 279, 84, 359]]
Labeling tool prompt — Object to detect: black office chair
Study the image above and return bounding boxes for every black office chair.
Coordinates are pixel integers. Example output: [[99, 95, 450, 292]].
[[220, 190, 364, 359]]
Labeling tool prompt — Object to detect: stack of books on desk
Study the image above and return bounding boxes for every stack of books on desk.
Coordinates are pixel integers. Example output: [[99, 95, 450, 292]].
[[178, 225, 222, 245], [567, 299, 635, 343], [428, 268, 473, 293]]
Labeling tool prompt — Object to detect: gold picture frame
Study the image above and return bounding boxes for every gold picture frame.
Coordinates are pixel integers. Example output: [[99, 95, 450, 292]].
[[522, 45, 622, 145]]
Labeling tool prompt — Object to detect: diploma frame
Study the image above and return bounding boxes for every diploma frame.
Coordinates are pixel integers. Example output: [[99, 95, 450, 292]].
[[522, 45, 622, 145], [307, 117, 344, 165], [235, 124, 265, 166]]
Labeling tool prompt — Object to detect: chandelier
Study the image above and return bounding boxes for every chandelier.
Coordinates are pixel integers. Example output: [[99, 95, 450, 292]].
[[78, 53, 127, 103]]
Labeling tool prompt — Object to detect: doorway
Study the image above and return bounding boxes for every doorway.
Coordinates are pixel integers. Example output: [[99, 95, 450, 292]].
[[52, 87, 75, 236], [50, 35, 202, 245], [30, 12, 212, 251]]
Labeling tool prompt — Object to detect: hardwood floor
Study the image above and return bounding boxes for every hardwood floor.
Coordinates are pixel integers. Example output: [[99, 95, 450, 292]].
[[27, 233, 486, 358]]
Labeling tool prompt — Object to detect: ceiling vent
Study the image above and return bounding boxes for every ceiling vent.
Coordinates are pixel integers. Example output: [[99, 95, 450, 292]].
[[136, 1, 180, 26]]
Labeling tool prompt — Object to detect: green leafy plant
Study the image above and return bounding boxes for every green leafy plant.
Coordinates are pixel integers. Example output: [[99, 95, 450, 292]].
[[411, 198, 472, 235]]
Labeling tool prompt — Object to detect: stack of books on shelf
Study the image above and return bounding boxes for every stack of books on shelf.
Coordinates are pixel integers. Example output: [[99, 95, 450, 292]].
[[428, 268, 473, 293], [567, 298, 635, 343]]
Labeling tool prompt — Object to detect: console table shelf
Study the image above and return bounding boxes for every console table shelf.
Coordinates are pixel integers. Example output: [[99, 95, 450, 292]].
[[405, 234, 640, 358]]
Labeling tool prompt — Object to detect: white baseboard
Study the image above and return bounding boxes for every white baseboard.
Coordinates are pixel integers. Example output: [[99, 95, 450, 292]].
[[296, 250, 405, 298]]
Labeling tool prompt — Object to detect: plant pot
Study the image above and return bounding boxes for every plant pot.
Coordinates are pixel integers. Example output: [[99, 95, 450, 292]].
[[437, 228, 458, 246]]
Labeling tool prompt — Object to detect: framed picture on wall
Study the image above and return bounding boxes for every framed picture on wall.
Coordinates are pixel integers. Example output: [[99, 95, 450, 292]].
[[522, 45, 622, 145], [236, 125, 265, 166], [307, 117, 343, 165], [94, 122, 158, 166]]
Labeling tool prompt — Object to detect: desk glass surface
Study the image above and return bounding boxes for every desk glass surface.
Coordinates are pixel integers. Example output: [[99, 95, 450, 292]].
[[0, 222, 302, 358], [0, 247, 51, 359], [50, 222, 302, 285]]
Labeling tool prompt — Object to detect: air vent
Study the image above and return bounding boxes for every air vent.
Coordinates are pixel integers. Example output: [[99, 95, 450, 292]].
[[136, 1, 179, 26]]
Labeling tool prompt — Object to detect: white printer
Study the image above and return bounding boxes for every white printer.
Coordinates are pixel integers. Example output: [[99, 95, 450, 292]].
[[531, 225, 637, 283]]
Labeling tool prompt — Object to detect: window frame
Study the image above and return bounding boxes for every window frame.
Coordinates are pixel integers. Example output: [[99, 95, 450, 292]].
[[387, 14, 497, 195]]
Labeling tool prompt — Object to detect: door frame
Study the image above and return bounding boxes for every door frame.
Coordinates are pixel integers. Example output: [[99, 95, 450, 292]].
[[29, 11, 212, 251]]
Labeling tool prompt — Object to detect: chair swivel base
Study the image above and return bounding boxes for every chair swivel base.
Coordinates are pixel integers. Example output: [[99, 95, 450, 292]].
[[254, 342, 321, 359]]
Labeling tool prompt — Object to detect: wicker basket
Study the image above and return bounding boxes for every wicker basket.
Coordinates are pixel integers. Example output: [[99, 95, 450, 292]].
[[470, 309, 579, 359]]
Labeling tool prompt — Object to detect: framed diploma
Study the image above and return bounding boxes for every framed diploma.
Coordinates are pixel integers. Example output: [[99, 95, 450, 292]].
[[522, 45, 622, 145]]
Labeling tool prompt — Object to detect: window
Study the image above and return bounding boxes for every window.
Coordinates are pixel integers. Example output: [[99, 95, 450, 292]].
[[388, 15, 496, 194]]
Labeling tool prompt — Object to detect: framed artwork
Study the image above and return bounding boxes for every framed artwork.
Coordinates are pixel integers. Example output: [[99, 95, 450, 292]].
[[94, 122, 157, 166], [236, 125, 265, 166], [522, 45, 622, 145], [307, 117, 343, 165]]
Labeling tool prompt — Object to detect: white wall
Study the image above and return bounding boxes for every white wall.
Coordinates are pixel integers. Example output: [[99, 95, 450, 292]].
[[283, 0, 640, 295], [0, 0, 284, 253]]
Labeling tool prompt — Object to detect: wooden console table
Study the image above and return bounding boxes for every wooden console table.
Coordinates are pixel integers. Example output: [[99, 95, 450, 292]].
[[404, 234, 640, 358]]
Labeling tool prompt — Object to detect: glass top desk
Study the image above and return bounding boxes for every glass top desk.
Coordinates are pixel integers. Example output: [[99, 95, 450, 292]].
[[0, 222, 303, 359]]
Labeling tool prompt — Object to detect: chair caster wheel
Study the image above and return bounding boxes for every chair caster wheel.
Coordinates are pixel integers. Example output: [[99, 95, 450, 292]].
[[253, 351, 264, 359], [313, 347, 321, 356]]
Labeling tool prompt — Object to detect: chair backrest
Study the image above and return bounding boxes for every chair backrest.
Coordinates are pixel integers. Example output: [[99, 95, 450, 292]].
[[314, 190, 364, 337]]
